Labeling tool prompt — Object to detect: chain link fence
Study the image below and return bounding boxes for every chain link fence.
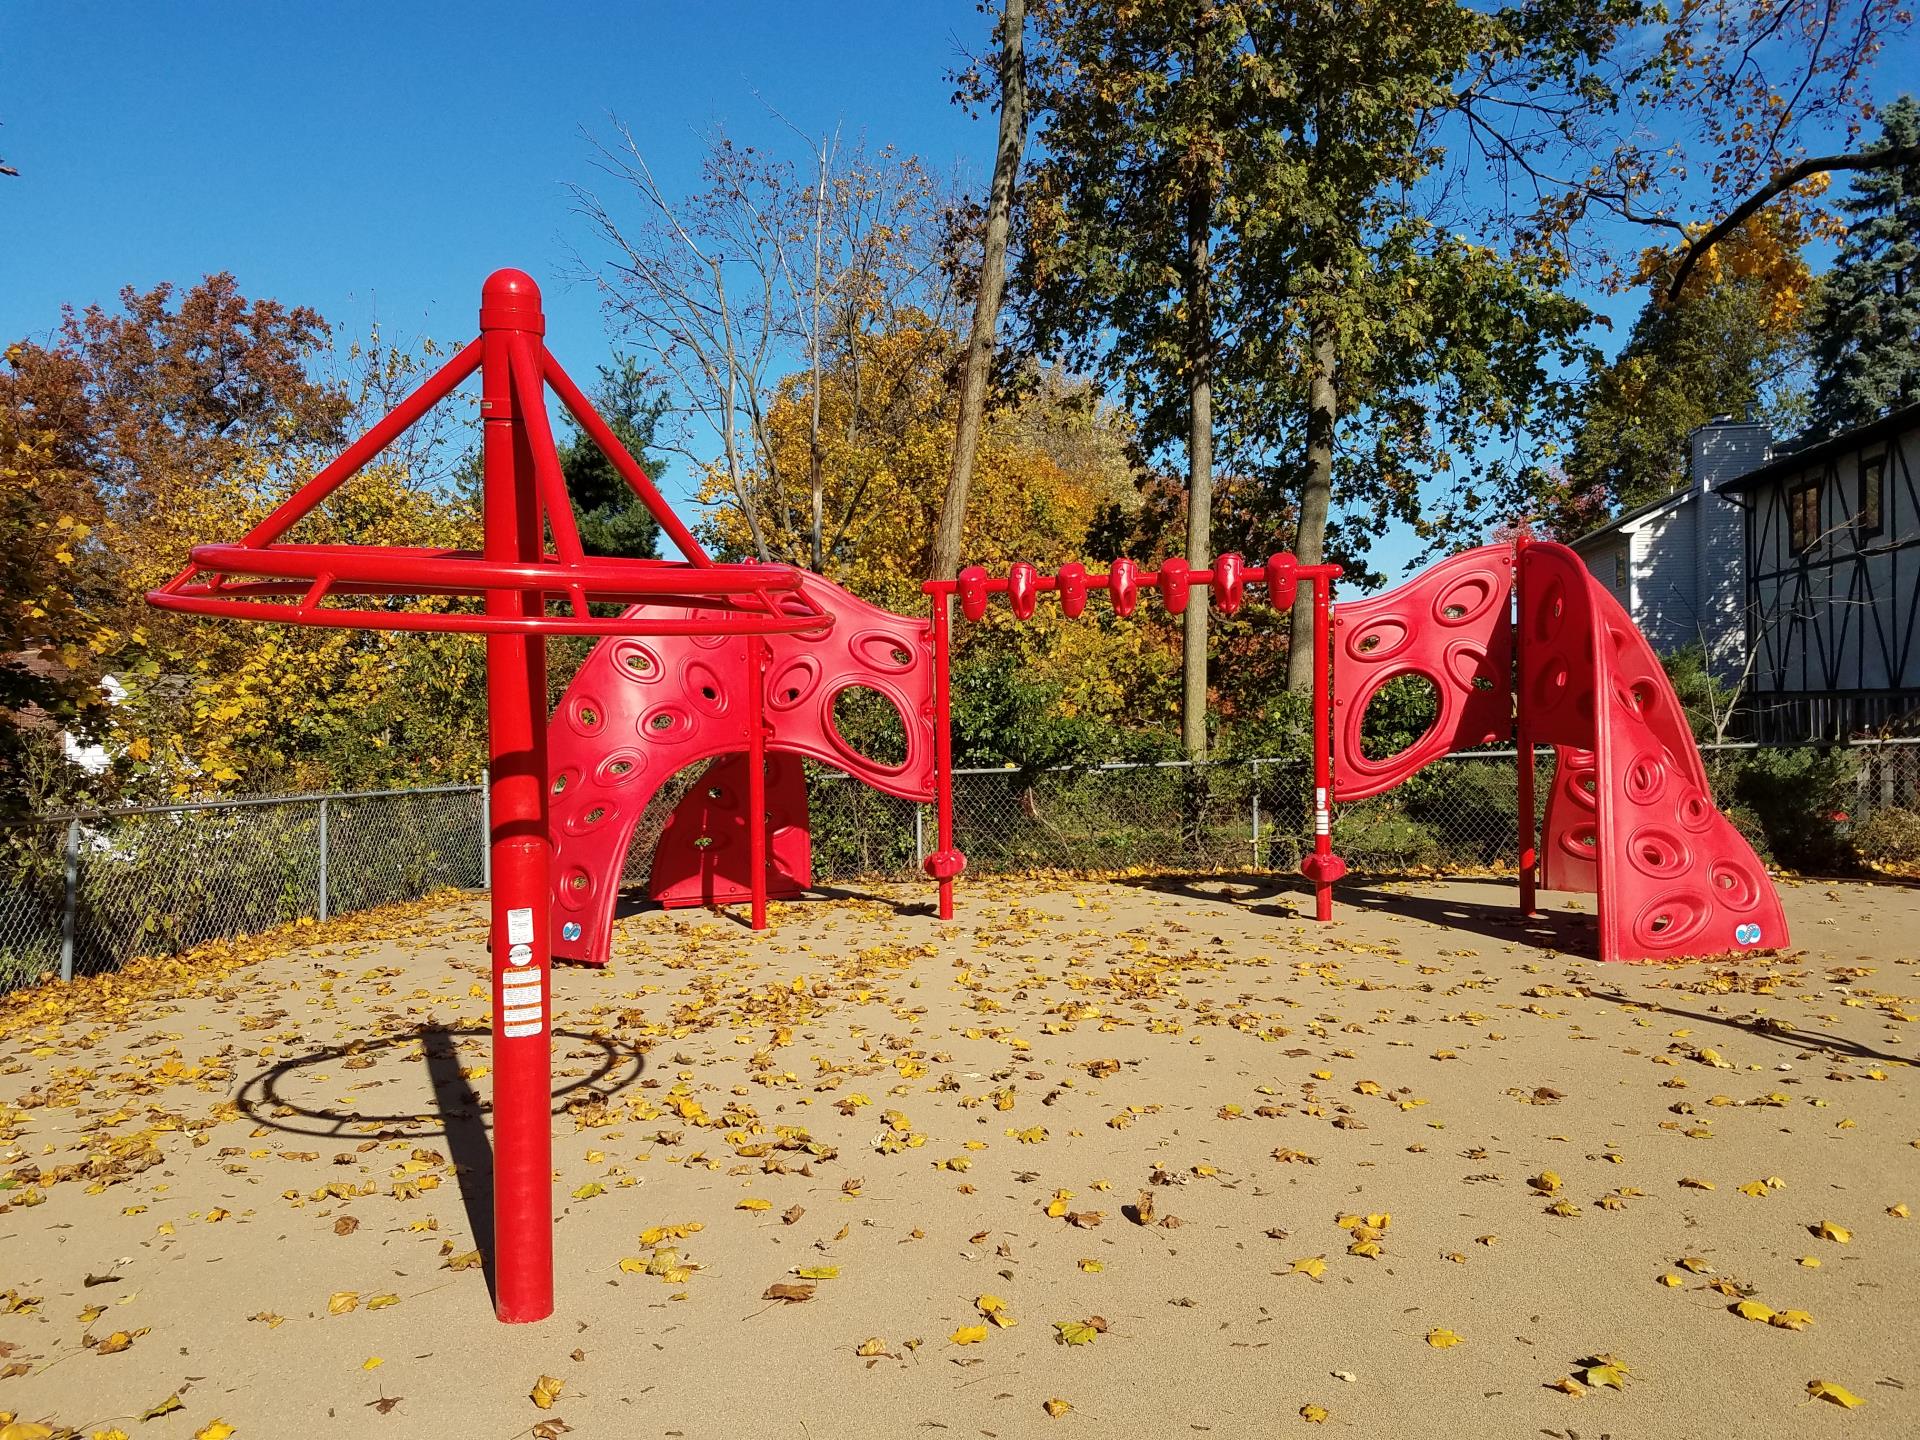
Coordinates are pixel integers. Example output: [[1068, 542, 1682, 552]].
[[4, 740, 1917, 996], [0, 785, 483, 993]]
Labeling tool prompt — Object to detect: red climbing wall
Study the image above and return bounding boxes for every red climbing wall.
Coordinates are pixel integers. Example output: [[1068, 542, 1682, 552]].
[[1519, 541, 1786, 962], [546, 572, 938, 965], [1331, 544, 1515, 801], [650, 751, 813, 909]]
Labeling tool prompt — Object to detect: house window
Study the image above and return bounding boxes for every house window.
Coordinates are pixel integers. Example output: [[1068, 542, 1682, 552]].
[[1788, 479, 1822, 557], [1859, 452, 1885, 538], [1613, 549, 1628, 590]]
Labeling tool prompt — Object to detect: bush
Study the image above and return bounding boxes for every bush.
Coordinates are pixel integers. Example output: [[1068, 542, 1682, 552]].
[[1726, 746, 1859, 873], [1852, 807, 1920, 867], [1335, 808, 1442, 871]]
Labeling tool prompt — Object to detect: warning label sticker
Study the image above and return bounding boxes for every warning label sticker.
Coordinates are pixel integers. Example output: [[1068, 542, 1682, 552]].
[[506, 907, 535, 945]]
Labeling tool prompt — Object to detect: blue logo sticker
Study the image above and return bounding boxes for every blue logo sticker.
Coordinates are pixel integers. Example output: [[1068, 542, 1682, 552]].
[[1734, 923, 1761, 946], [561, 921, 582, 942]]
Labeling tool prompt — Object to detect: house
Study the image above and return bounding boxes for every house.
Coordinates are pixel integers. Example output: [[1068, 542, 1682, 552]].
[[1567, 417, 1770, 677], [1718, 402, 1920, 739]]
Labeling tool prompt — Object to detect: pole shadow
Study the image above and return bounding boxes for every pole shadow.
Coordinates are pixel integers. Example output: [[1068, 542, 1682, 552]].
[[234, 1023, 646, 1306], [1113, 869, 1598, 957]]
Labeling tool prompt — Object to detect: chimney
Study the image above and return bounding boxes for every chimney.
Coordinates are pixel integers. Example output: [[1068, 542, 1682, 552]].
[[1688, 414, 1771, 494]]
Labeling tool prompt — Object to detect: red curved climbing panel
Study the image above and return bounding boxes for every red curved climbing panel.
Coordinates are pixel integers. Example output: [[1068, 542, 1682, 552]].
[[546, 572, 938, 965], [1520, 542, 1786, 962], [1331, 544, 1515, 801], [649, 751, 813, 909]]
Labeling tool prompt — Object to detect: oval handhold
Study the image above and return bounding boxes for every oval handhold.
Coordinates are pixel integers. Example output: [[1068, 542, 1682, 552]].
[[1109, 558, 1139, 617], [1264, 551, 1298, 612], [957, 565, 990, 622], [1158, 557, 1191, 614], [1057, 561, 1088, 618], [1214, 553, 1245, 614], [1008, 561, 1039, 620]]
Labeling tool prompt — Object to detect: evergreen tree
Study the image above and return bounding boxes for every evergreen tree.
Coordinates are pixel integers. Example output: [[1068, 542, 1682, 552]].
[[1808, 96, 1920, 437], [559, 355, 667, 559]]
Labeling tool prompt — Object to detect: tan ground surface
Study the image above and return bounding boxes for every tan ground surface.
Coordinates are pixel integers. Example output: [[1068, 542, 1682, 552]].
[[0, 872, 1916, 1440]]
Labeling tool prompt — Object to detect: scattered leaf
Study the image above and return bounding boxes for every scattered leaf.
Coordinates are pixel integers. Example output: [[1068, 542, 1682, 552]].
[[1806, 1380, 1865, 1409]]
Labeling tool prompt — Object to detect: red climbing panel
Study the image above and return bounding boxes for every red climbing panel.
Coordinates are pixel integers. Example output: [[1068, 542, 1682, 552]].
[[1519, 542, 1786, 962], [1331, 544, 1515, 801], [650, 751, 813, 909], [546, 572, 937, 965]]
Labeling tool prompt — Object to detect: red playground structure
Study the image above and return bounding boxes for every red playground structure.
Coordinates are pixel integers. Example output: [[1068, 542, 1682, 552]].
[[148, 269, 1787, 1327]]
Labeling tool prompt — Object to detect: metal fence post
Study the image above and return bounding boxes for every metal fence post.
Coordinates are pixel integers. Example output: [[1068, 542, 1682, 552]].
[[1250, 759, 1262, 869], [480, 784, 491, 890], [914, 804, 926, 865], [316, 797, 330, 924], [60, 817, 78, 983]]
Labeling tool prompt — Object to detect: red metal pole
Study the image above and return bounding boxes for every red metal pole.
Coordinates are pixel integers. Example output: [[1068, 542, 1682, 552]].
[[541, 348, 714, 566], [480, 270, 554, 1324], [932, 594, 955, 920], [1311, 574, 1338, 922], [748, 636, 769, 931], [1512, 537, 1540, 916]]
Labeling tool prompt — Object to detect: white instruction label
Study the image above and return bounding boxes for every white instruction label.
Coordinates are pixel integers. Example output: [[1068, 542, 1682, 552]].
[[506, 906, 535, 945]]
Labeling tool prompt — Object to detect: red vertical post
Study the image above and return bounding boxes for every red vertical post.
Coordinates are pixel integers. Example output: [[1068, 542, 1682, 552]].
[[1512, 537, 1540, 916], [932, 593, 956, 920], [479, 270, 554, 1324], [1311, 574, 1337, 922], [747, 636, 769, 931]]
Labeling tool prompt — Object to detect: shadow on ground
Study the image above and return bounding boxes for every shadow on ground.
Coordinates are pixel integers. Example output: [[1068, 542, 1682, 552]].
[[233, 1023, 646, 1301], [610, 881, 931, 929], [1580, 989, 1916, 1067], [1115, 871, 1599, 957]]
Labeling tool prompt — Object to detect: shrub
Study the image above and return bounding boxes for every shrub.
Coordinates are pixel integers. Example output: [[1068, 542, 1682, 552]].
[[1727, 746, 1859, 873], [1335, 808, 1442, 871], [1852, 807, 1920, 868]]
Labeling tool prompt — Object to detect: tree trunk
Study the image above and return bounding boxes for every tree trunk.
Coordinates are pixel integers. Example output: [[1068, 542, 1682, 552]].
[[1181, 155, 1216, 849], [1286, 321, 1337, 692], [928, 0, 1028, 584]]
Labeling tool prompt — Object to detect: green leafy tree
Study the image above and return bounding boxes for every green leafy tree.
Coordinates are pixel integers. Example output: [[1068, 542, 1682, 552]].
[[1020, 1, 1608, 704], [559, 354, 666, 559], [1558, 213, 1816, 521], [1807, 96, 1920, 437]]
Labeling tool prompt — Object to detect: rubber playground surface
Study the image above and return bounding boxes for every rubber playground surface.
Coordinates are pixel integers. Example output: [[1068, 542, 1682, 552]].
[[1, 873, 1915, 1439]]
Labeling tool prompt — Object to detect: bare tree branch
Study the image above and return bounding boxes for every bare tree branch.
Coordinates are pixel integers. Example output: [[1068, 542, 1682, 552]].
[[1665, 141, 1920, 302]]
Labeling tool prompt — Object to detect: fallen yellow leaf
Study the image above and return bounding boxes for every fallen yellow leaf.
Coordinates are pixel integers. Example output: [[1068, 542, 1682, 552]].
[[1806, 1379, 1865, 1408], [950, 1325, 989, 1345], [530, 1374, 564, 1409], [1427, 1328, 1463, 1348]]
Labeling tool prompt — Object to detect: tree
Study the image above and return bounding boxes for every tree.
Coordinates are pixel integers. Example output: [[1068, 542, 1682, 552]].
[[1, 277, 488, 805], [1020, 2, 1604, 704], [558, 354, 666, 559], [1806, 96, 1920, 436], [1557, 211, 1817, 520], [930, 0, 1029, 586], [1018, 1, 1255, 763], [696, 315, 1137, 613], [570, 128, 961, 567]]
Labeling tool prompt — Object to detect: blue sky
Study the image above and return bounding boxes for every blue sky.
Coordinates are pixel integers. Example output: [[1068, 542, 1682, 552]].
[[2, 1, 995, 558], [1, 3, 1907, 576]]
